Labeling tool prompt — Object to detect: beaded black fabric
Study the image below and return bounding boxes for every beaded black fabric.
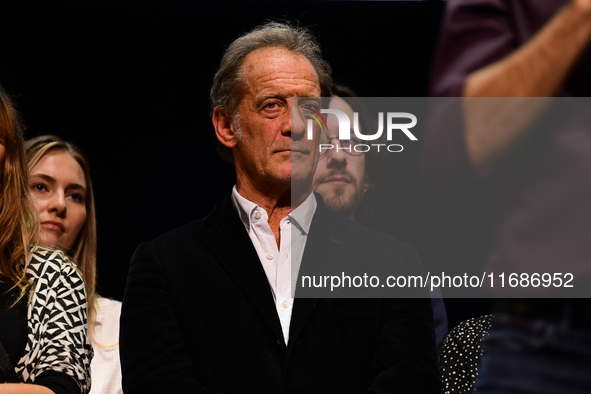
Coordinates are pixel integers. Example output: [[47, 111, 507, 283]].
[[440, 315, 493, 394]]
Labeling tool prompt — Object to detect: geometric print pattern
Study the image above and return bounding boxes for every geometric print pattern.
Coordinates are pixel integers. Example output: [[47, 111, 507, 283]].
[[14, 246, 93, 393]]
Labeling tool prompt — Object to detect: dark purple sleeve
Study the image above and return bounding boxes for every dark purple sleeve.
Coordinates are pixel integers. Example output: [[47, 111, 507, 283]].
[[430, 0, 516, 97], [422, 0, 516, 184]]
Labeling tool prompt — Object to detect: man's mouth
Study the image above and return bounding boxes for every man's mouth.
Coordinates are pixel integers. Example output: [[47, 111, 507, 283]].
[[323, 175, 351, 185], [276, 148, 310, 154]]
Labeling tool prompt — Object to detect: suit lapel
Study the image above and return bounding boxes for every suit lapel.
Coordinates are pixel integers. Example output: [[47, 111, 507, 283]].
[[198, 194, 286, 348], [288, 195, 356, 347]]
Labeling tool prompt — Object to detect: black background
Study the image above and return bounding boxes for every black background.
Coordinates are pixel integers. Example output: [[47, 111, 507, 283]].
[[2, 1, 486, 327]]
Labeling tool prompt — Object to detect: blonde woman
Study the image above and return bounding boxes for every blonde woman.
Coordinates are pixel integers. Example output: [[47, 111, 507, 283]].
[[26, 136, 122, 394], [0, 86, 91, 393]]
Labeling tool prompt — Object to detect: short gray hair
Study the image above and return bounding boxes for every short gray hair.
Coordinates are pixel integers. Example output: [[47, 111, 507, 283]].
[[210, 21, 332, 161]]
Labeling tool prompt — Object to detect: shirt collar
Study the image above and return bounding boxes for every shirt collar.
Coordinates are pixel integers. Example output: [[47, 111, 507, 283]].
[[231, 186, 259, 232], [231, 186, 317, 235], [289, 191, 316, 236]]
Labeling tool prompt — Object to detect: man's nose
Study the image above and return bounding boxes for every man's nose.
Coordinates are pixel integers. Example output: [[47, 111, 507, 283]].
[[48, 191, 67, 217], [325, 138, 348, 166], [289, 100, 308, 140]]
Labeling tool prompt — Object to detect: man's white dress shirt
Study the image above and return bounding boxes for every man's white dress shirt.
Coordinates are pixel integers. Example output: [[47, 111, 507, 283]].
[[232, 187, 316, 344]]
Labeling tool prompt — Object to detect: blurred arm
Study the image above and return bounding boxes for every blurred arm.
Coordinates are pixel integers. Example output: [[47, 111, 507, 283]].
[[464, 0, 591, 171]]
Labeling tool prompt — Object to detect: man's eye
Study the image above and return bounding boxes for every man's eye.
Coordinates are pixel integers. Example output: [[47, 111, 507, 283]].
[[301, 103, 320, 112], [265, 102, 279, 110]]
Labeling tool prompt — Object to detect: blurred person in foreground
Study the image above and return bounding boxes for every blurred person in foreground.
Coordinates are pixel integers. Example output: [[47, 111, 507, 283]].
[[0, 86, 91, 393], [26, 135, 122, 394], [426, 0, 591, 392], [120, 22, 438, 393]]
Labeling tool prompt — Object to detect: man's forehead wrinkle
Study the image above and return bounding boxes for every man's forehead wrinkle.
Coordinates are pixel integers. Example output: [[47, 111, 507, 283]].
[[251, 73, 318, 85], [246, 59, 319, 83], [245, 74, 320, 101], [242, 48, 319, 78]]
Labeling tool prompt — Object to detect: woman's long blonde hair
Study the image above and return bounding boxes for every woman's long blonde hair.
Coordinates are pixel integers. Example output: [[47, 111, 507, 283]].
[[0, 85, 37, 297], [26, 135, 97, 327]]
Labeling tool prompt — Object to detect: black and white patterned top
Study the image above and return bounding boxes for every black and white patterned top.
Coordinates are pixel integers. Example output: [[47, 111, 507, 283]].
[[15, 246, 93, 393], [440, 315, 493, 394]]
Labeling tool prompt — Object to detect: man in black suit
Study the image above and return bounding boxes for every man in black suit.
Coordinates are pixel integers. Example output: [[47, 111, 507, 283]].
[[120, 22, 438, 393], [313, 90, 448, 352]]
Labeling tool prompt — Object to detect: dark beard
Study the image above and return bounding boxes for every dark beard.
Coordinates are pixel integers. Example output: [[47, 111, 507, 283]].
[[321, 183, 364, 219]]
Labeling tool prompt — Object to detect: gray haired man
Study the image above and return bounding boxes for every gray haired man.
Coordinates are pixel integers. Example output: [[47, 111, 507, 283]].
[[120, 22, 438, 394]]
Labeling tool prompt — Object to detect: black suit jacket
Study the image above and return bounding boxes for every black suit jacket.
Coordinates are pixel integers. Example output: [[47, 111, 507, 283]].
[[120, 194, 438, 393]]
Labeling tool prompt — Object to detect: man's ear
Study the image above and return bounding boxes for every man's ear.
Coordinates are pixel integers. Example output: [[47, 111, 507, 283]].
[[363, 175, 370, 193], [212, 107, 237, 148]]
